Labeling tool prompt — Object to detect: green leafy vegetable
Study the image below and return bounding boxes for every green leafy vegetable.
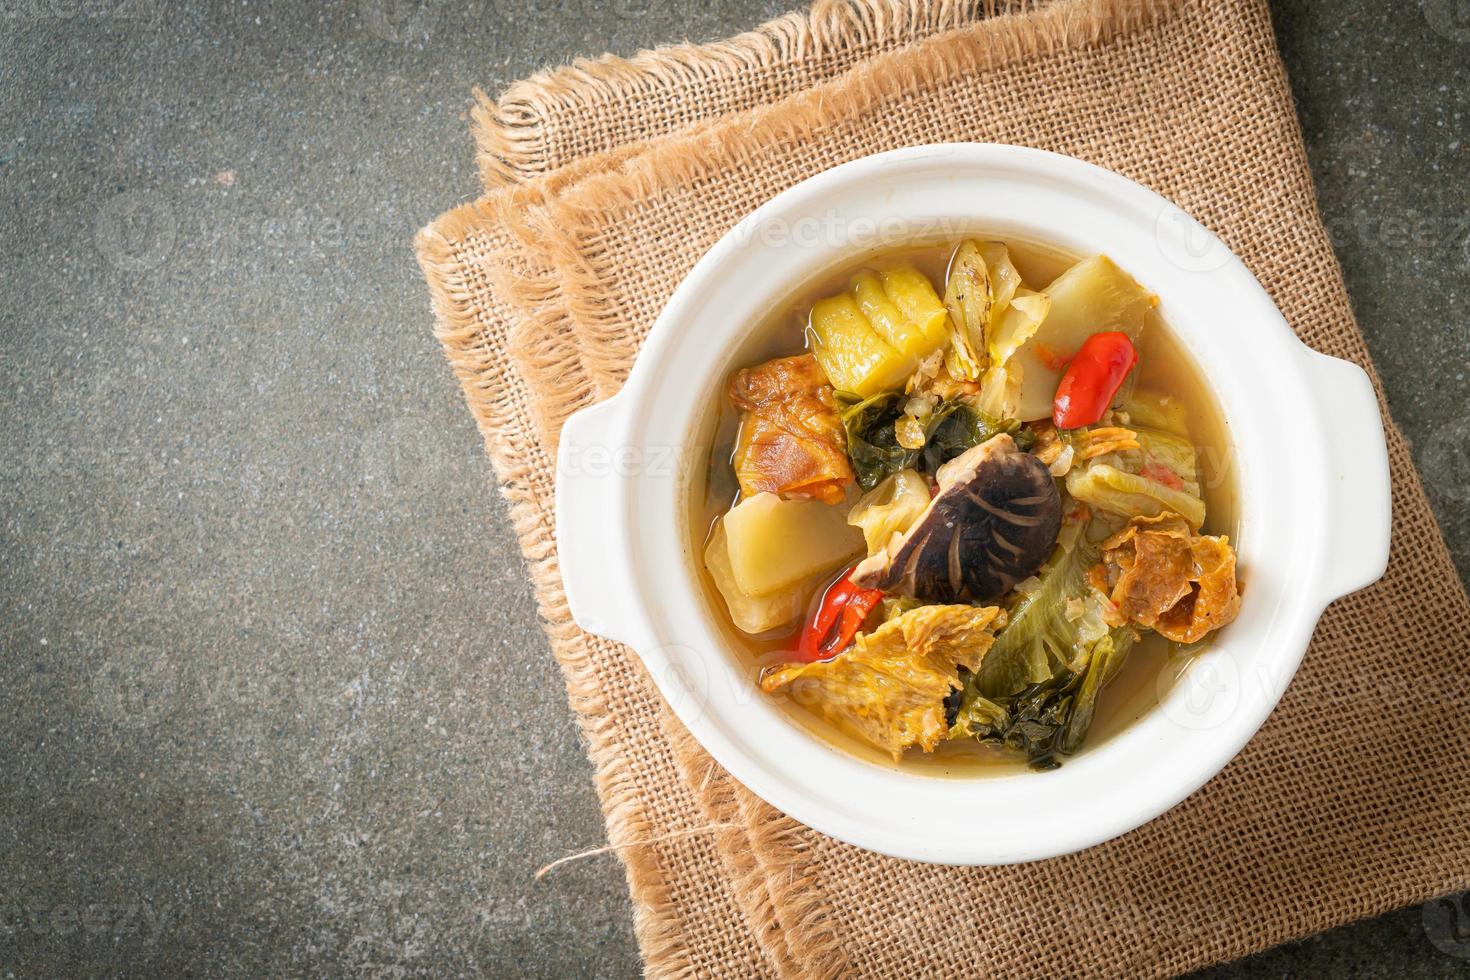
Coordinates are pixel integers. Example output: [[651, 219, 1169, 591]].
[[947, 631, 1131, 770], [925, 404, 1030, 465], [946, 513, 1134, 769], [836, 391, 944, 490], [836, 392, 1025, 490], [972, 533, 1107, 696]]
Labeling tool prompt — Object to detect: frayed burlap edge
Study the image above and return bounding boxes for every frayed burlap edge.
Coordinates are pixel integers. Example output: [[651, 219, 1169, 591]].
[[415, 194, 702, 976], [493, 163, 836, 976], [489, 168, 834, 977], [470, 0, 1057, 187], [545, 0, 1180, 396]]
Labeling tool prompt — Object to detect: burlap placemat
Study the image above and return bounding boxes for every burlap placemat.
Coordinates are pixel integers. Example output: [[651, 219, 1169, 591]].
[[469, 0, 1039, 187], [418, 0, 1470, 975]]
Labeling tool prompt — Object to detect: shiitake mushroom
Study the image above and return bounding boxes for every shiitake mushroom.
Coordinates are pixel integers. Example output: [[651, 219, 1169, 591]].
[[851, 434, 1061, 603]]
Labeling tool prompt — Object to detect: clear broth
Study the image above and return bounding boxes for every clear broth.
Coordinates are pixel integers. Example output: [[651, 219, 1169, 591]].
[[687, 238, 1239, 776]]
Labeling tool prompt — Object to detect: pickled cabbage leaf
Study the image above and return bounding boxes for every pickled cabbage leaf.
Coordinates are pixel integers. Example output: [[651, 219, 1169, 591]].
[[941, 505, 1140, 769], [971, 530, 1111, 698], [1123, 389, 1190, 438], [838, 391, 1021, 490], [1067, 465, 1206, 528], [976, 241, 1023, 321], [942, 241, 1032, 383], [974, 290, 1050, 419], [847, 469, 930, 555], [990, 290, 1049, 364], [761, 604, 1004, 760], [1065, 424, 1206, 527], [942, 241, 993, 381]]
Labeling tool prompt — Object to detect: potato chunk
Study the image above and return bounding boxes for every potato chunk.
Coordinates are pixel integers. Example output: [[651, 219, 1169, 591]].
[[703, 521, 813, 634], [722, 492, 863, 597]]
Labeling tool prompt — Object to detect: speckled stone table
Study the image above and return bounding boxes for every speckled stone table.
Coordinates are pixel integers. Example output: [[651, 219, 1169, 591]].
[[1, 1, 1466, 976]]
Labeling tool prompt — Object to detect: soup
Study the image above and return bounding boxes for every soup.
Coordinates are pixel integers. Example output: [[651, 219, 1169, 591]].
[[690, 238, 1240, 774]]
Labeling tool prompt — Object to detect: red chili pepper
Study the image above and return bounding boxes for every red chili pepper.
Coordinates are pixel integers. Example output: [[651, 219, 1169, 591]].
[[1052, 331, 1138, 430], [796, 567, 885, 661]]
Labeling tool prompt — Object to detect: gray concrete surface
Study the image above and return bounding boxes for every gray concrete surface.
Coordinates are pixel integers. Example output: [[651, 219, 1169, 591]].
[[0, 0, 1466, 976]]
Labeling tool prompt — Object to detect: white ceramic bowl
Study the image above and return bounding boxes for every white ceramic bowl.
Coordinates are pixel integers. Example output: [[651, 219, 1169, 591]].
[[554, 144, 1391, 865]]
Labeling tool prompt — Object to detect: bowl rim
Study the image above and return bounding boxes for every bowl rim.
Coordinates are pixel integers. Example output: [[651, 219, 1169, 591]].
[[555, 143, 1391, 864]]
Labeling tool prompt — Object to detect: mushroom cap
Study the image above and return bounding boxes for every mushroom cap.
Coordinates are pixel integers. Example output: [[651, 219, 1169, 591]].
[[851, 434, 1061, 602]]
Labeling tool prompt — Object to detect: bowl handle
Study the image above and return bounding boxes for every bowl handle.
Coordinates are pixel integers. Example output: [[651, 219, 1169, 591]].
[[1300, 348, 1393, 601], [554, 394, 648, 649]]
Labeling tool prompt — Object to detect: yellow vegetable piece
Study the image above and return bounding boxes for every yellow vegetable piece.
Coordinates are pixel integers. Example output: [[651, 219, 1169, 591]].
[[722, 491, 863, 597], [850, 271, 924, 357], [808, 293, 912, 397], [876, 263, 950, 351], [703, 520, 814, 635], [810, 263, 950, 394]]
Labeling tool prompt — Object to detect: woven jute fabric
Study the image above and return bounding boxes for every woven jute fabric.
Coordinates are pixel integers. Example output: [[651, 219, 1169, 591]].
[[417, 0, 1470, 975], [470, 0, 1045, 186]]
